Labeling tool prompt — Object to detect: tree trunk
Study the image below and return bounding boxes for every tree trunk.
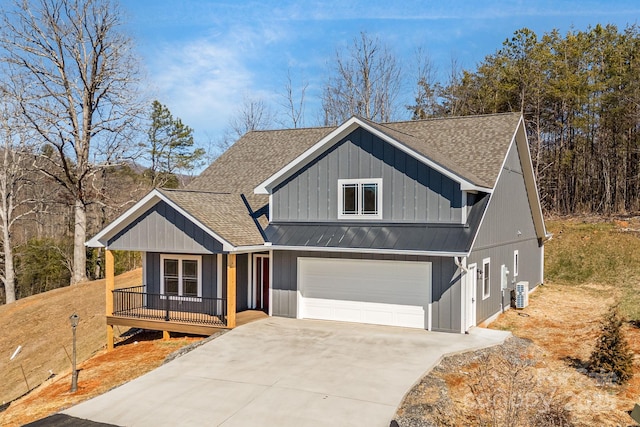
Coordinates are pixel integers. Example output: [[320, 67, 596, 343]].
[[2, 220, 16, 303], [72, 199, 88, 284], [94, 246, 102, 279]]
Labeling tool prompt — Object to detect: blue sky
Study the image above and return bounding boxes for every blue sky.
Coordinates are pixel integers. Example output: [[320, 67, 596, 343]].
[[124, 0, 640, 146]]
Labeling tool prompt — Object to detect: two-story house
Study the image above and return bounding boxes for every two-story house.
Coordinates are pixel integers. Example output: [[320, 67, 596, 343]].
[[88, 112, 549, 348]]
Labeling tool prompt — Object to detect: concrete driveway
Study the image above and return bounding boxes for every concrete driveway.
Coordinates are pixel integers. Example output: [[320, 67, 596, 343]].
[[64, 317, 510, 427]]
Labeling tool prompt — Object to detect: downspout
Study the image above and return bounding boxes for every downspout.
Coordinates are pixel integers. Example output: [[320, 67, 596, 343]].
[[455, 256, 469, 334], [454, 256, 468, 273]]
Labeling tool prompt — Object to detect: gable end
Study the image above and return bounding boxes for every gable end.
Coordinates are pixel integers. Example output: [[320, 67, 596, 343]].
[[271, 127, 464, 223], [107, 201, 224, 253]]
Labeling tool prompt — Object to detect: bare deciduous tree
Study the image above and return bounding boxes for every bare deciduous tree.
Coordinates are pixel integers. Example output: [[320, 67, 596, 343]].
[[279, 68, 308, 128], [215, 97, 275, 155], [0, 0, 142, 284], [408, 47, 444, 119], [0, 92, 38, 303], [229, 97, 274, 138], [322, 32, 402, 125]]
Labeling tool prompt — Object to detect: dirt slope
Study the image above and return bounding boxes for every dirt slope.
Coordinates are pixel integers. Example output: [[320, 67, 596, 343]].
[[0, 330, 204, 427], [0, 269, 142, 405]]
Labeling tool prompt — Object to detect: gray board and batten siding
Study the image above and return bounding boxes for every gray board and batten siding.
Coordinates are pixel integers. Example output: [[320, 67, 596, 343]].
[[468, 139, 544, 323], [272, 127, 463, 223], [144, 252, 250, 311], [271, 250, 463, 333], [108, 201, 224, 254], [144, 252, 217, 298]]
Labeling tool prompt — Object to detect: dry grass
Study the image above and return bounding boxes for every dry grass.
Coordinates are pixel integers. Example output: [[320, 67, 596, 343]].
[[0, 331, 203, 427], [0, 269, 142, 406], [397, 218, 640, 426], [0, 268, 208, 426], [489, 285, 639, 425], [544, 217, 640, 320]]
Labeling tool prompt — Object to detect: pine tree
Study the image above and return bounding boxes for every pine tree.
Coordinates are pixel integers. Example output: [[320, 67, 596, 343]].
[[145, 100, 204, 188], [589, 305, 634, 384]]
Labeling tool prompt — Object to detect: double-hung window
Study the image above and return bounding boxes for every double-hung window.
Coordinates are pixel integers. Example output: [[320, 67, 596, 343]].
[[482, 258, 490, 300], [160, 255, 201, 298], [338, 178, 382, 219]]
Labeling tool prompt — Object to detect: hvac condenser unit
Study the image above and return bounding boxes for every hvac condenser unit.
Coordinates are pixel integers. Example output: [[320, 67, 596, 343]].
[[515, 281, 529, 309]]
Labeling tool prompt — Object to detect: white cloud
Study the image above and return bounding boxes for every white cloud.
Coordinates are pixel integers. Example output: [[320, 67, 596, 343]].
[[132, 0, 640, 145], [144, 36, 254, 140]]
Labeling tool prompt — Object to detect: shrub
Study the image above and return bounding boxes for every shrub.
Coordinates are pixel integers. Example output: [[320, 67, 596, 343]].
[[466, 350, 573, 426], [588, 304, 634, 385]]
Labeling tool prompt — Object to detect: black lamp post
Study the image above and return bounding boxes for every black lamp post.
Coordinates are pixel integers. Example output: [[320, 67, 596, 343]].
[[69, 313, 79, 393]]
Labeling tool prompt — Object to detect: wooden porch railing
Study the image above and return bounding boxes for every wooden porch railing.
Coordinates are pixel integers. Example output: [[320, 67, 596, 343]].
[[112, 286, 227, 327]]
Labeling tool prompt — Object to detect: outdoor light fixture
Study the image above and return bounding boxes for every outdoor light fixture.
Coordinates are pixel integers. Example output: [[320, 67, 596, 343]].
[[69, 313, 79, 393]]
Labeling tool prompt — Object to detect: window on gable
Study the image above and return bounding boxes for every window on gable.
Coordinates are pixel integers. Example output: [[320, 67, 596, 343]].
[[161, 255, 201, 298], [338, 179, 382, 219], [482, 258, 490, 300]]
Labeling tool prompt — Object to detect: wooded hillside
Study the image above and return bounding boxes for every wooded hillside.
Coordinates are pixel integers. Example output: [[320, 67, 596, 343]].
[[411, 24, 640, 215]]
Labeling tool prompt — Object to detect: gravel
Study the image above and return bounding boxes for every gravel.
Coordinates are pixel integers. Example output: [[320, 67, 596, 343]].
[[393, 336, 535, 427]]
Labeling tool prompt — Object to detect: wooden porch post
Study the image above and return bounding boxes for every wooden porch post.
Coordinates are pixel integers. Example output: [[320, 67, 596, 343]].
[[226, 254, 236, 328], [105, 249, 115, 351]]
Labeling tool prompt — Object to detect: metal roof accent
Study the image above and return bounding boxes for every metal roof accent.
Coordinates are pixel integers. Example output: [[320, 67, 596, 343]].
[[264, 194, 489, 254]]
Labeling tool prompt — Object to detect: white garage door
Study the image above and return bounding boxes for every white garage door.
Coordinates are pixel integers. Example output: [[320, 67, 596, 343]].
[[298, 258, 431, 329]]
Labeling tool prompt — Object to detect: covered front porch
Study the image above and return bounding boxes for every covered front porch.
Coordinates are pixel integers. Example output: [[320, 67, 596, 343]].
[[88, 189, 273, 351], [104, 250, 250, 349]]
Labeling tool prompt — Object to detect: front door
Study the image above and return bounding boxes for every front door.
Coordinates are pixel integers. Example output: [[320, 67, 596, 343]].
[[465, 264, 478, 331], [253, 255, 270, 313]]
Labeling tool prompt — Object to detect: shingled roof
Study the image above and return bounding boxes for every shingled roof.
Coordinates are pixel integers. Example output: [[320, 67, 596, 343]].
[[191, 112, 521, 196], [178, 112, 522, 248], [90, 113, 523, 251], [189, 126, 333, 194], [157, 189, 265, 247], [381, 113, 521, 188]]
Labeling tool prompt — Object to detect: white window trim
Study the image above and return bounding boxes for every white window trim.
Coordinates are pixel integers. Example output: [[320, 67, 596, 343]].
[[513, 250, 519, 277], [160, 254, 202, 298], [482, 257, 491, 300], [337, 178, 383, 219]]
